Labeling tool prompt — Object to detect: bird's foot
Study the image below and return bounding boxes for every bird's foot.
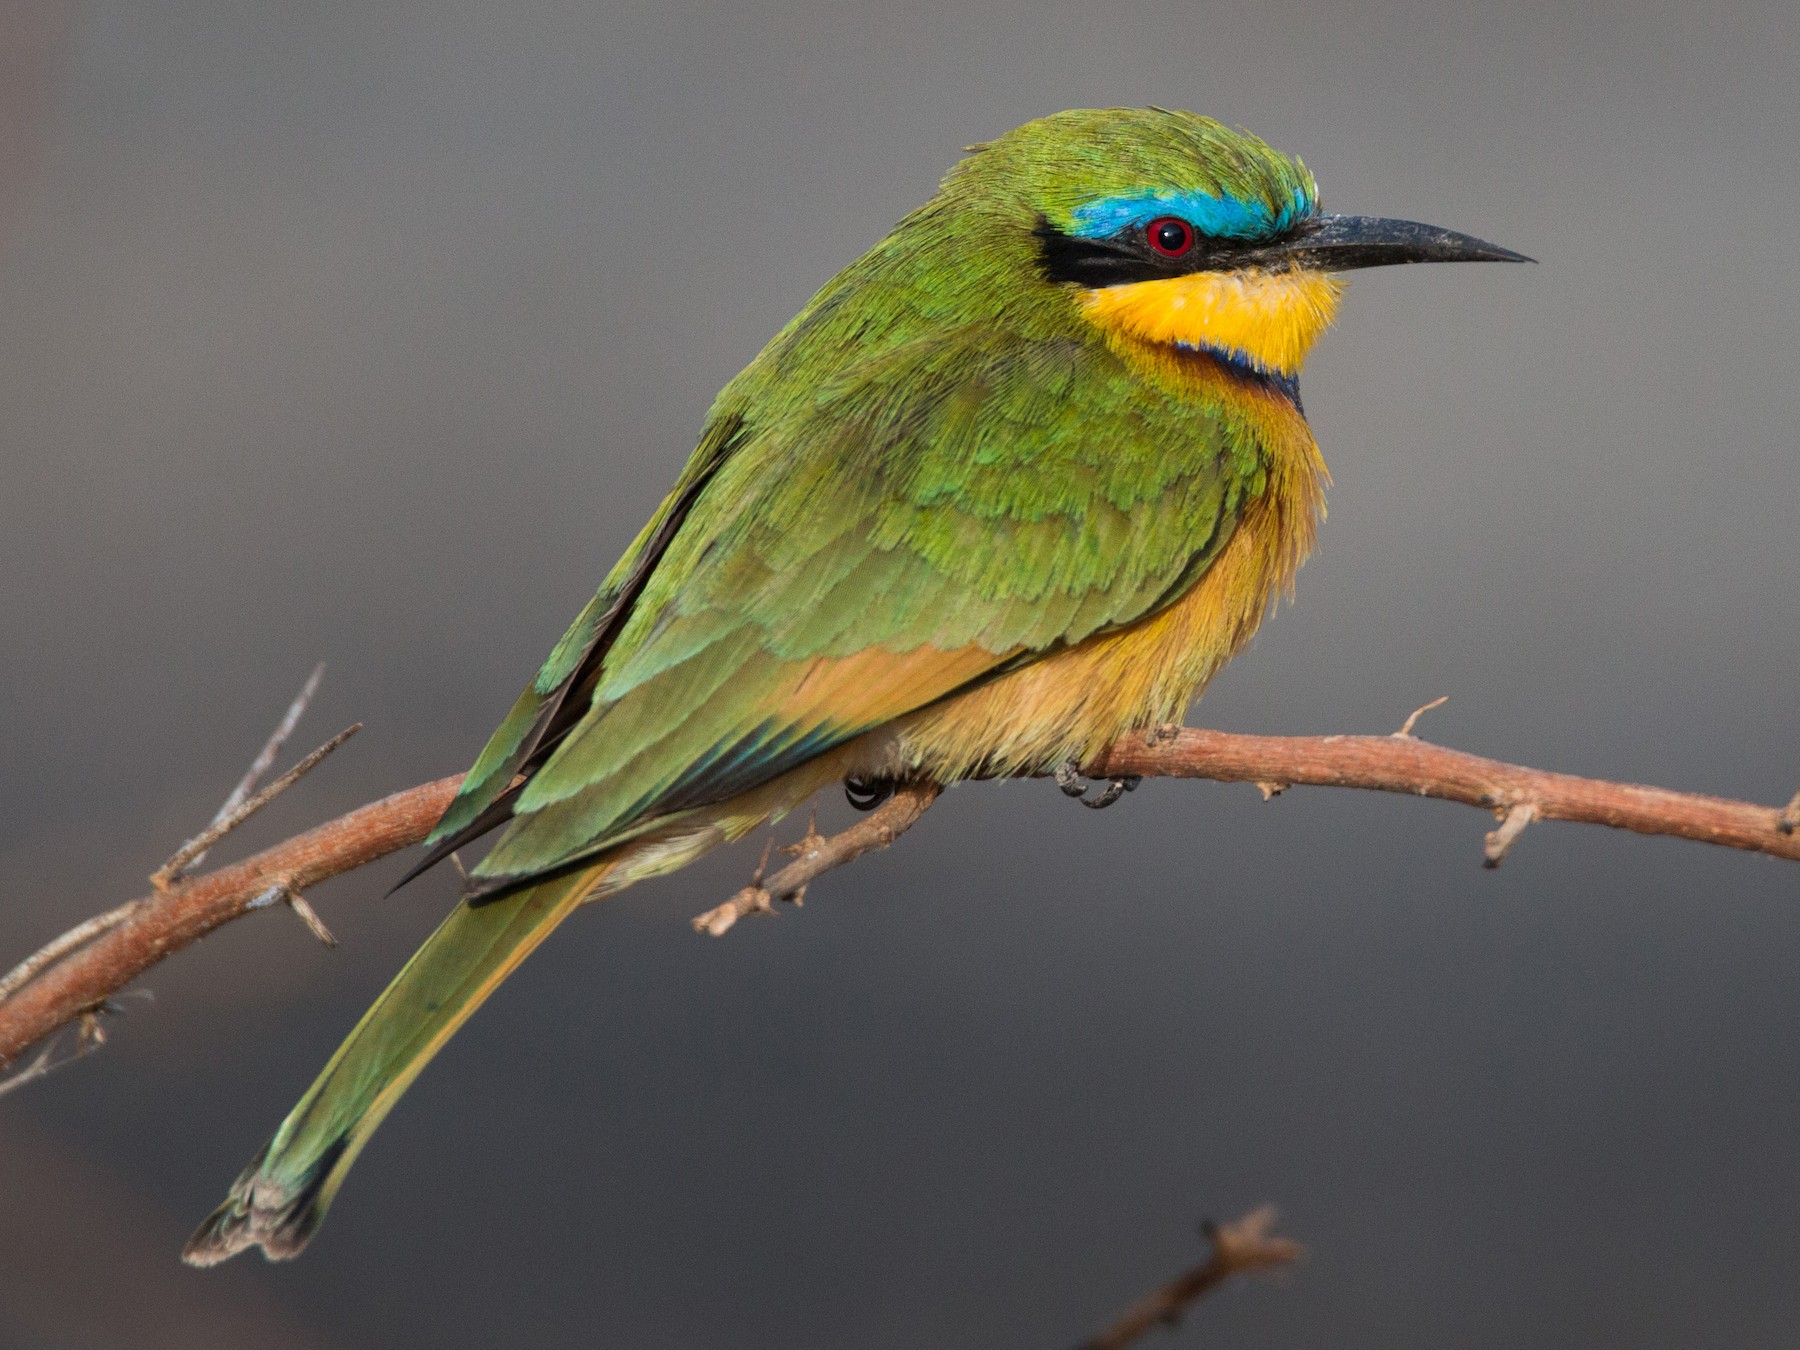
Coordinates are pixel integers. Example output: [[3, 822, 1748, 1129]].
[[844, 775, 894, 811], [1054, 761, 1141, 809]]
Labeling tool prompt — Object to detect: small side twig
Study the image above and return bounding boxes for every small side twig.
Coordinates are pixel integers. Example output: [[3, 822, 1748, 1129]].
[[1395, 694, 1449, 739], [0, 999, 132, 1099], [1074, 1205, 1302, 1350], [692, 782, 941, 936], [164, 664, 325, 882], [1483, 801, 1538, 867], [0, 1041, 67, 1100], [151, 723, 361, 892]]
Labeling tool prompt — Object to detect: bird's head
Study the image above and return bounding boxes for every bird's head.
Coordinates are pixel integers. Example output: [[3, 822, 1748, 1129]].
[[949, 108, 1527, 381]]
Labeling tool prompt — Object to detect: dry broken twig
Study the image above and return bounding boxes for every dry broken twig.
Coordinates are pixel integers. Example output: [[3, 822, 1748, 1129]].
[[1394, 693, 1449, 739], [2, 700, 1797, 1076], [0, 772, 462, 1071], [691, 783, 942, 936], [152, 722, 360, 893], [157, 663, 325, 885], [0, 672, 461, 1072], [1073, 1205, 1302, 1350]]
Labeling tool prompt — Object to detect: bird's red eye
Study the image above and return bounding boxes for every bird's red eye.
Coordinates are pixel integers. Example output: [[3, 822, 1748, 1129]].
[[1146, 216, 1195, 258]]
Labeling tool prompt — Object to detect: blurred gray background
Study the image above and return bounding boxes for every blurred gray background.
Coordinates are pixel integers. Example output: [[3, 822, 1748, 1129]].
[[1, 1, 1796, 1346]]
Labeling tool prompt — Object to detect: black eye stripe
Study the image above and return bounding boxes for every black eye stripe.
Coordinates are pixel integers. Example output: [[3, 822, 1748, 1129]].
[[1033, 215, 1276, 287]]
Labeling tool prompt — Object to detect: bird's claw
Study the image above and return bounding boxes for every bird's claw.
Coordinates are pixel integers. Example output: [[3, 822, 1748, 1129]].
[[844, 776, 894, 811], [1054, 761, 1141, 809]]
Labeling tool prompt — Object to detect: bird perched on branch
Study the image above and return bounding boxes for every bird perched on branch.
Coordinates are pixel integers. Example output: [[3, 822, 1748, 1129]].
[[184, 106, 1526, 1264]]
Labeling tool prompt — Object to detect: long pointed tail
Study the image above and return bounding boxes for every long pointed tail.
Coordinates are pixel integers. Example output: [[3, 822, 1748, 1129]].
[[182, 864, 600, 1265]]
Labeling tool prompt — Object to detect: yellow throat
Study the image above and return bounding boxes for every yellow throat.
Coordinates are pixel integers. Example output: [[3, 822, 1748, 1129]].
[[1079, 268, 1344, 376]]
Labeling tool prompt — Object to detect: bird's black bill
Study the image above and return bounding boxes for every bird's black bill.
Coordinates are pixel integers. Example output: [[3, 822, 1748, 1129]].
[[1281, 214, 1533, 270], [1035, 210, 1530, 289]]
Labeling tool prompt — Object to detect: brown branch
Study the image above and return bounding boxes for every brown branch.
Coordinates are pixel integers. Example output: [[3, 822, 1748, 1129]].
[[2, 710, 1796, 1075], [1086, 727, 1800, 866], [1074, 1205, 1302, 1350], [0, 774, 463, 1069], [691, 782, 942, 935]]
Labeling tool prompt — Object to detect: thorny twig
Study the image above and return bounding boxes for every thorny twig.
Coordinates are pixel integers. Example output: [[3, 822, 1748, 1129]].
[[151, 722, 361, 892], [1074, 1205, 1302, 1350], [0, 670, 394, 1077], [161, 664, 324, 883], [0, 680, 352, 1013]]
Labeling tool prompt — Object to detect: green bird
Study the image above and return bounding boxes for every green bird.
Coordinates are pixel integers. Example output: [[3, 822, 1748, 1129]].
[[184, 106, 1524, 1264]]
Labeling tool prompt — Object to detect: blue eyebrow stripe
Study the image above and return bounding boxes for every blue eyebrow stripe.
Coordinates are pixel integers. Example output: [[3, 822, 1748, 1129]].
[[1068, 186, 1309, 241]]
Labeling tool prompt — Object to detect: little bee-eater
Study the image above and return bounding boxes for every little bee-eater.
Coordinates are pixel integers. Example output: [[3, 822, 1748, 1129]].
[[184, 107, 1525, 1264]]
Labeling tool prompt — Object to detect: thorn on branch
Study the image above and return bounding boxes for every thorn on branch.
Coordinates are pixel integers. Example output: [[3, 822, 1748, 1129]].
[[152, 722, 362, 893], [246, 882, 338, 947], [1256, 781, 1288, 801], [1395, 694, 1449, 739], [1780, 789, 1800, 836], [748, 837, 774, 888], [1483, 801, 1538, 868], [76, 1007, 106, 1053], [1076, 1204, 1302, 1350], [285, 893, 338, 947]]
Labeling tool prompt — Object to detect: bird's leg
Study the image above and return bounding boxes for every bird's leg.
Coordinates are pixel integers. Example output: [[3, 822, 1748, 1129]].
[[1054, 760, 1141, 809]]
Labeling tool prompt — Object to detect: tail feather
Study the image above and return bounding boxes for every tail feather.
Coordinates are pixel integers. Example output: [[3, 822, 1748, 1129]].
[[181, 864, 599, 1266]]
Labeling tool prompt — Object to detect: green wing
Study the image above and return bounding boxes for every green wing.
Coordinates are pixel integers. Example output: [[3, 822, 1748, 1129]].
[[407, 415, 744, 879], [448, 329, 1262, 894]]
